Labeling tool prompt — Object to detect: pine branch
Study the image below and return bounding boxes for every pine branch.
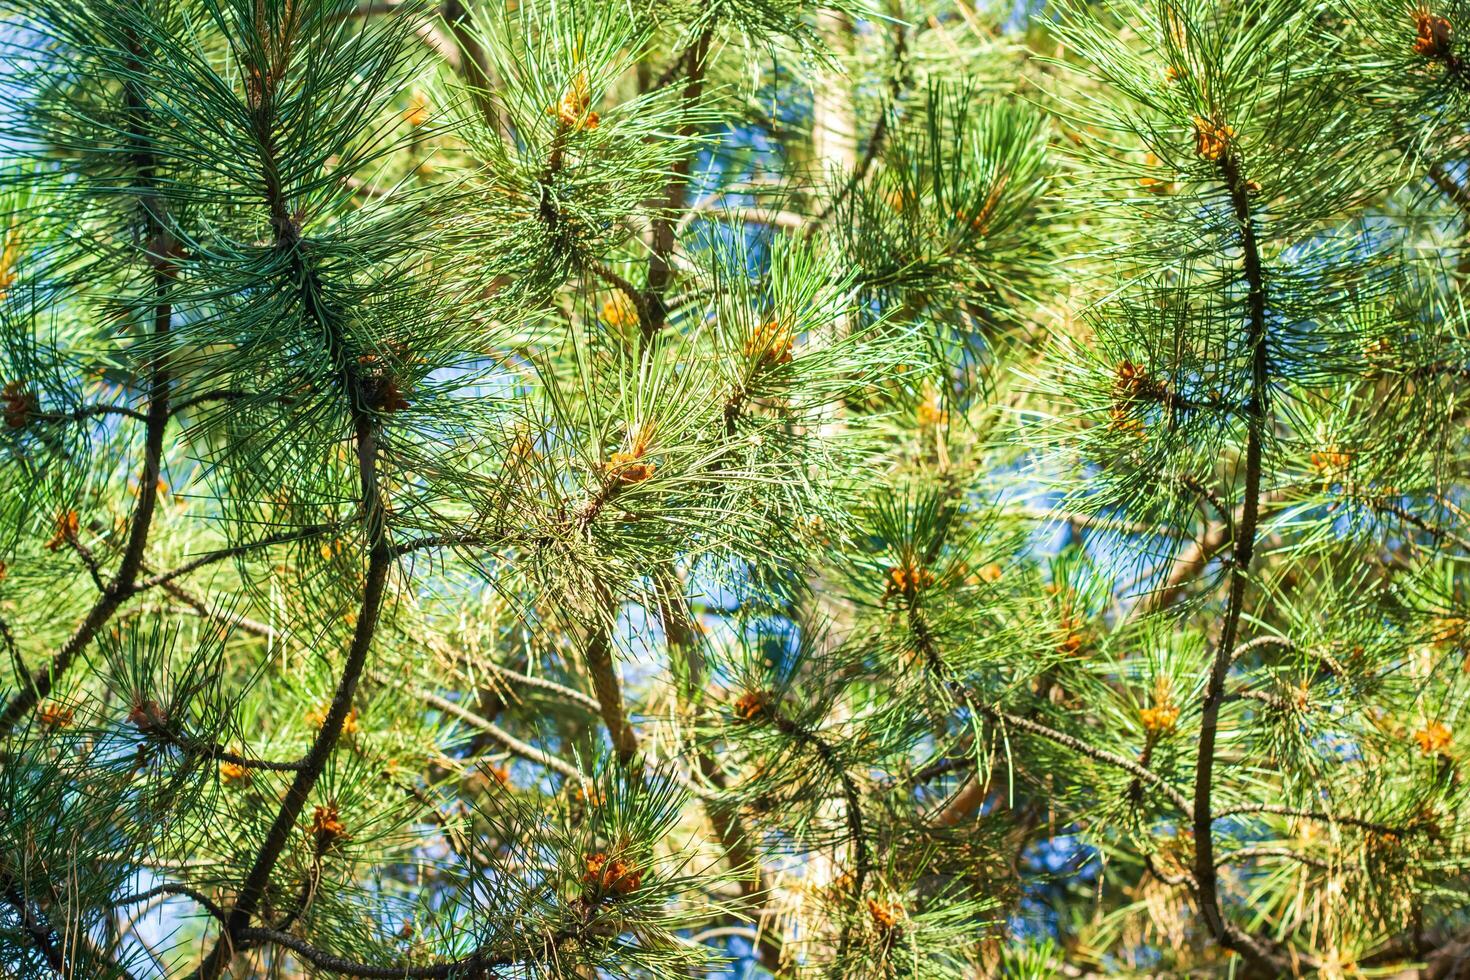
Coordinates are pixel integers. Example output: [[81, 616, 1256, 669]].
[[757, 702, 870, 963], [152, 575, 276, 642], [1188, 132, 1300, 977], [591, 263, 650, 336], [1430, 162, 1470, 217], [1376, 500, 1470, 554], [1131, 517, 1231, 614], [1212, 804, 1413, 838], [991, 708, 1195, 819], [31, 404, 149, 424], [136, 523, 344, 594], [114, 884, 228, 925], [155, 729, 307, 773], [440, 0, 497, 130], [475, 663, 601, 715], [1229, 635, 1294, 664], [1, 882, 67, 976], [3, 878, 142, 980], [232, 924, 572, 979], [195, 34, 396, 974], [1213, 846, 1330, 871], [809, 7, 908, 230], [168, 388, 298, 416], [416, 683, 584, 781], [584, 605, 639, 765]]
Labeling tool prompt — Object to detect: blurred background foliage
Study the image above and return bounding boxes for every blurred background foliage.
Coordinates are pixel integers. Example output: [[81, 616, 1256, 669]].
[[1, 0, 1469, 977]]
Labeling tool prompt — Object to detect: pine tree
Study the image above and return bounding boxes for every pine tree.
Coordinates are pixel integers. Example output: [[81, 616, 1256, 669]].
[[2, 1, 1469, 978]]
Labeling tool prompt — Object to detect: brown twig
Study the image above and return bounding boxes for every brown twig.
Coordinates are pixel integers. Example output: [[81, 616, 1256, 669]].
[[583, 592, 639, 765]]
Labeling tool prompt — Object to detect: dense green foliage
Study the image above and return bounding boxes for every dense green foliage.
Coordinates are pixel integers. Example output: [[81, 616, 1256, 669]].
[[3, 1, 1470, 977]]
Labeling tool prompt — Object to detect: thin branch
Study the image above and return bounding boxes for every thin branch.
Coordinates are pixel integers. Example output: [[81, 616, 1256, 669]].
[[676, 202, 807, 234], [809, 10, 908, 229], [1213, 803, 1412, 838], [1377, 500, 1470, 554], [1006, 505, 1195, 540], [1430, 162, 1470, 216], [114, 884, 228, 924], [992, 709, 1195, 819], [341, 0, 460, 69], [168, 388, 294, 416], [441, 0, 496, 127], [642, 27, 713, 341], [0, 615, 24, 690], [233, 925, 561, 979], [494, 667, 600, 714], [1230, 635, 1294, 663], [1215, 846, 1331, 871], [155, 575, 276, 641], [768, 707, 869, 963], [64, 531, 109, 593], [1131, 518, 1231, 615], [388, 529, 498, 558], [932, 774, 989, 827], [156, 729, 306, 772], [136, 523, 341, 593], [1180, 474, 1232, 528], [32, 404, 149, 424], [2, 882, 67, 975], [904, 601, 1195, 819], [417, 685, 584, 781], [457, 659, 602, 715], [652, 568, 782, 973], [590, 262, 651, 336], [1143, 852, 1196, 888]]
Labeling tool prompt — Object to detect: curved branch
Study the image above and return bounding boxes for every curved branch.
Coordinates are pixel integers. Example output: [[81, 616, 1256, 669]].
[[234, 925, 564, 979], [158, 730, 306, 773], [32, 404, 150, 424], [470, 661, 601, 715], [1143, 852, 1196, 888], [1376, 500, 1470, 554], [195, 40, 396, 975], [991, 708, 1195, 819], [651, 568, 783, 971], [2, 882, 67, 975], [1188, 137, 1306, 977], [135, 522, 342, 593], [642, 26, 713, 341], [114, 883, 228, 924], [389, 529, 499, 558], [809, 10, 908, 229], [768, 708, 869, 960], [1229, 635, 1294, 664], [905, 603, 1195, 819], [342, 0, 460, 69]]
